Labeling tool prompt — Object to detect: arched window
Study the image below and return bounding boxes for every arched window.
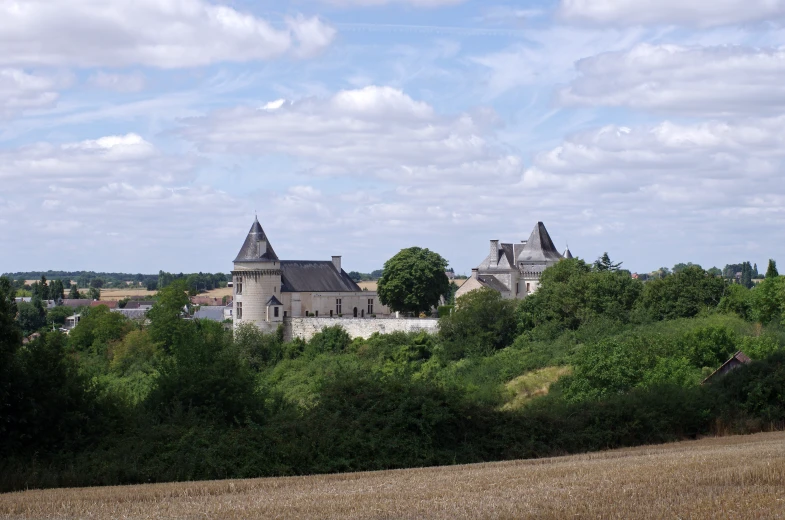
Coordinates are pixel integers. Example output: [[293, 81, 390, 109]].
[[330, 310, 333, 317], [353, 307, 358, 318], [361, 309, 365, 318]]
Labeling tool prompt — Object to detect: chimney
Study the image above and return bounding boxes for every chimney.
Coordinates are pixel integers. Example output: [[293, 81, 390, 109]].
[[332, 256, 342, 272], [471, 268, 479, 278], [490, 240, 499, 268]]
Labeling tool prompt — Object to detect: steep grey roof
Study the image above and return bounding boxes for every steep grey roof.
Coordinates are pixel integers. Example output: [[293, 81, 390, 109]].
[[266, 295, 283, 306], [563, 247, 573, 259], [517, 222, 563, 263], [280, 261, 362, 293], [113, 308, 148, 320], [477, 243, 515, 270], [500, 244, 515, 268], [194, 306, 226, 322], [234, 217, 279, 263], [477, 275, 510, 293]]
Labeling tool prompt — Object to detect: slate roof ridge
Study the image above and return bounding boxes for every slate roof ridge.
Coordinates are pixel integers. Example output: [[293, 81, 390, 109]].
[[266, 295, 283, 306]]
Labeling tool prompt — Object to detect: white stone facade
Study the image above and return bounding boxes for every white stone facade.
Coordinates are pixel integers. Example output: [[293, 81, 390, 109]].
[[284, 316, 439, 342]]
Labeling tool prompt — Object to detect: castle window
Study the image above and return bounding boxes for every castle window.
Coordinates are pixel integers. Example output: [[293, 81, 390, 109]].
[[336, 298, 342, 314], [284, 311, 287, 318], [526, 283, 531, 293], [274, 307, 279, 318], [236, 276, 243, 295], [367, 298, 374, 314], [236, 302, 243, 319], [315, 311, 318, 317], [516, 282, 519, 294]]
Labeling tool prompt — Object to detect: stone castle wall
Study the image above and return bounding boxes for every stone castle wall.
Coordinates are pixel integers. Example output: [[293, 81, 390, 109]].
[[283, 316, 439, 342]]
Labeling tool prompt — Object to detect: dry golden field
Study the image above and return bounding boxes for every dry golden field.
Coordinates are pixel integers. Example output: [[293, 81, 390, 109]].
[[2, 432, 783, 519], [97, 287, 233, 301]]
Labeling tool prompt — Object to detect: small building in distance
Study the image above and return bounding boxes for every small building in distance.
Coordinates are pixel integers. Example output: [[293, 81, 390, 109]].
[[702, 351, 752, 385], [456, 222, 571, 301], [232, 218, 390, 332]]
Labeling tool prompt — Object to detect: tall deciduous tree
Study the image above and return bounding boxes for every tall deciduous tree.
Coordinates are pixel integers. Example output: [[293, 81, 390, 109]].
[[766, 259, 779, 279], [377, 247, 450, 315], [68, 283, 80, 299], [147, 280, 190, 349]]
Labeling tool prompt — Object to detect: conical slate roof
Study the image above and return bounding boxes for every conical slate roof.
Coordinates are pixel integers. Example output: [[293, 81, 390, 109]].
[[563, 247, 573, 259], [234, 217, 279, 263], [517, 222, 563, 263]]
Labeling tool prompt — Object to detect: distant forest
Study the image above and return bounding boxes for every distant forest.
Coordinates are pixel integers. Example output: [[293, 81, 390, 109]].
[[2, 271, 231, 293]]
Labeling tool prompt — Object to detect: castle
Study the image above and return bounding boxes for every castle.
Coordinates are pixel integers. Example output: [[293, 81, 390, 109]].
[[455, 222, 572, 300], [232, 218, 390, 331]]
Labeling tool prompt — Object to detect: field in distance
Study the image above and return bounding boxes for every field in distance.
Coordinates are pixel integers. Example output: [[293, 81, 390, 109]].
[[2, 432, 783, 519], [98, 286, 233, 301]]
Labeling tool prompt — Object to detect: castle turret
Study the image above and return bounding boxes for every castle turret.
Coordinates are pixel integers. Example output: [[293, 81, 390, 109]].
[[232, 217, 282, 331]]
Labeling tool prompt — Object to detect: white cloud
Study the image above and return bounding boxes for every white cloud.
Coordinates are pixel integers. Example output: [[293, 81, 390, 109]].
[[558, 0, 785, 27], [0, 133, 193, 186], [0, 0, 335, 68], [88, 71, 147, 92], [179, 85, 521, 185], [560, 44, 785, 116], [0, 133, 250, 272], [515, 118, 785, 246], [0, 69, 66, 117]]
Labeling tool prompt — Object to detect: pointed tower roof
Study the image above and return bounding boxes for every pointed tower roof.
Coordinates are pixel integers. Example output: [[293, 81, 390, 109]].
[[234, 217, 279, 263], [517, 222, 563, 263], [563, 246, 573, 259]]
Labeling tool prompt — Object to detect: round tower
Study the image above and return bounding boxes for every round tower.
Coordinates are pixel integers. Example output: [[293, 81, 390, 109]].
[[232, 217, 282, 332]]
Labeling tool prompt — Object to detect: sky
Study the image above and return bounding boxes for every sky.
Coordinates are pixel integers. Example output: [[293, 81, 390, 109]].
[[2, 0, 785, 276]]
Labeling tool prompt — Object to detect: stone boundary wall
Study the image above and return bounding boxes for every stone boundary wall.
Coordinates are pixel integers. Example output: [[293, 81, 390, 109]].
[[284, 316, 439, 342]]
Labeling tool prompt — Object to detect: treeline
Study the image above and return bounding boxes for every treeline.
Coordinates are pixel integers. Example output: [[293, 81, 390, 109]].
[[3, 270, 231, 294], [1, 259, 784, 492]]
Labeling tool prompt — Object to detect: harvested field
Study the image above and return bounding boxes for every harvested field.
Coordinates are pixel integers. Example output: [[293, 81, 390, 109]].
[[97, 287, 232, 301], [2, 432, 784, 519]]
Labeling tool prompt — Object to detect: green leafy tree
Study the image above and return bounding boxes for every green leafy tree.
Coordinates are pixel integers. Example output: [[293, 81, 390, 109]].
[[377, 247, 450, 315], [593, 252, 622, 272], [439, 288, 518, 359], [147, 280, 190, 350], [49, 279, 65, 301], [0, 277, 22, 417], [234, 322, 285, 370], [717, 284, 753, 321], [68, 305, 132, 356], [707, 267, 722, 277], [68, 283, 80, 299], [766, 259, 779, 279], [146, 320, 258, 424], [517, 258, 642, 336], [751, 276, 785, 324], [637, 265, 726, 321], [47, 305, 74, 327], [16, 302, 46, 335], [88, 287, 101, 300]]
